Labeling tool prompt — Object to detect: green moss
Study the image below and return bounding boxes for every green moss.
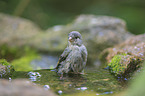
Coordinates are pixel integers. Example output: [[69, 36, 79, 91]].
[[11, 48, 40, 71], [108, 54, 127, 76], [0, 59, 10, 66]]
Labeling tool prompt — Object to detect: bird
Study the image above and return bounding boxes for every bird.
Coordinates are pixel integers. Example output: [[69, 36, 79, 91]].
[[55, 31, 87, 78]]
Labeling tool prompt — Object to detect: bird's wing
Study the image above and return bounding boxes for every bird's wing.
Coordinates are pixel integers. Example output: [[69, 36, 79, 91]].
[[81, 45, 88, 66], [55, 47, 71, 69]]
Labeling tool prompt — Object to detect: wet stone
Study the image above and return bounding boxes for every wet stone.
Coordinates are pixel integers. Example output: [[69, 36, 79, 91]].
[[0, 79, 57, 96]]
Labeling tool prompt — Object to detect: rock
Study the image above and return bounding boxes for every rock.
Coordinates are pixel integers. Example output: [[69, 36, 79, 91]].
[[0, 13, 41, 47], [0, 59, 14, 78], [0, 79, 57, 96], [0, 13, 133, 66], [101, 34, 145, 77], [108, 54, 141, 77], [30, 15, 134, 65]]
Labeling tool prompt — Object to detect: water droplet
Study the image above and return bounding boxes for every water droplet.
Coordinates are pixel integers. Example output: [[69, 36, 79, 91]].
[[58, 90, 63, 94], [44, 85, 50, 90], [9, 77, 12, 80], [101, 91, 113, 95], [76, 88, 81, 90], [81, 87, 87, 91], [124, 78, 127, 80], [28, 72, 41, 81]]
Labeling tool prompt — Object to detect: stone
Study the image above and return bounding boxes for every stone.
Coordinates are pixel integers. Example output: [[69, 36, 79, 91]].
[[0, 59, 14, 78], [30, 15, 134, 65], [101, 34, 145, 76], [0, 13, 41, 47], [0, 79, 57, 96], [0, 13, 133, 66]]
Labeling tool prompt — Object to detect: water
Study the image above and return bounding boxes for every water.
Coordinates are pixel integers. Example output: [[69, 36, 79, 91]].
[[12, 67, 124, 96]]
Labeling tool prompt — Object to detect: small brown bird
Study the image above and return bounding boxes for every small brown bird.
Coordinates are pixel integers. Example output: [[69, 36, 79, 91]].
[[55, 31, 87, 77]]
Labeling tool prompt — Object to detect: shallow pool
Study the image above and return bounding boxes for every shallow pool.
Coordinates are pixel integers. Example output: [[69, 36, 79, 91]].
[[12, 66, 124, 96]]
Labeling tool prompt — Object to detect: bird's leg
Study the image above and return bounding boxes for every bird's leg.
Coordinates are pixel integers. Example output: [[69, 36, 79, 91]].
[[79, 72, 84, 74], [60, 73, 63, 80], [79, 70, 86, 75], [79, 72, 87, 75]]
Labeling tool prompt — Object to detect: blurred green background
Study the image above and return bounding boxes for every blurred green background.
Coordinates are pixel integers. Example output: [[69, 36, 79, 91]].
[[0, 0, 145, 34]]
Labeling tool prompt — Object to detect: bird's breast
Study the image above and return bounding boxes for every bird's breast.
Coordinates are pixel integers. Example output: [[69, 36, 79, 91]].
[[67, 46, 83, 63]]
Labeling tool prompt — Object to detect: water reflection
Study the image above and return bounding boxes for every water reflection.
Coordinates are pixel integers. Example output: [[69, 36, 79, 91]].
[[30, 69, 123, 95], [76, 87, 88, 91], [28, 72, 41, 81]]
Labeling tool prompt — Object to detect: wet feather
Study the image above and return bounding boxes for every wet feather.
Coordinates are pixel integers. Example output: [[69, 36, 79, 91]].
[[55, 31, 87, 75]]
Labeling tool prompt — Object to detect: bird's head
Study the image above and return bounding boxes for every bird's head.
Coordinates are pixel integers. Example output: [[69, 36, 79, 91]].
[[68, 31, 82, 46]]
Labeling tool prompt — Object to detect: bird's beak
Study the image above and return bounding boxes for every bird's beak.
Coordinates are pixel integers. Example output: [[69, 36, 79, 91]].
[[69, 37, 73, 42]]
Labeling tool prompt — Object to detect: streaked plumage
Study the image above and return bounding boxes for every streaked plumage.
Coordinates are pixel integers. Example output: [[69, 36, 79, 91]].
[[55, 31, 87, 76]]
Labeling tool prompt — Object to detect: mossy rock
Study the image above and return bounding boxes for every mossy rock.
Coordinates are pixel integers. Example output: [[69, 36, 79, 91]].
[[101, 34, 145, 64], [0, 59, 14, 78], [108, 54, 126, 75], [108, 54, 142, 77], [100, 34, 145, 77]]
